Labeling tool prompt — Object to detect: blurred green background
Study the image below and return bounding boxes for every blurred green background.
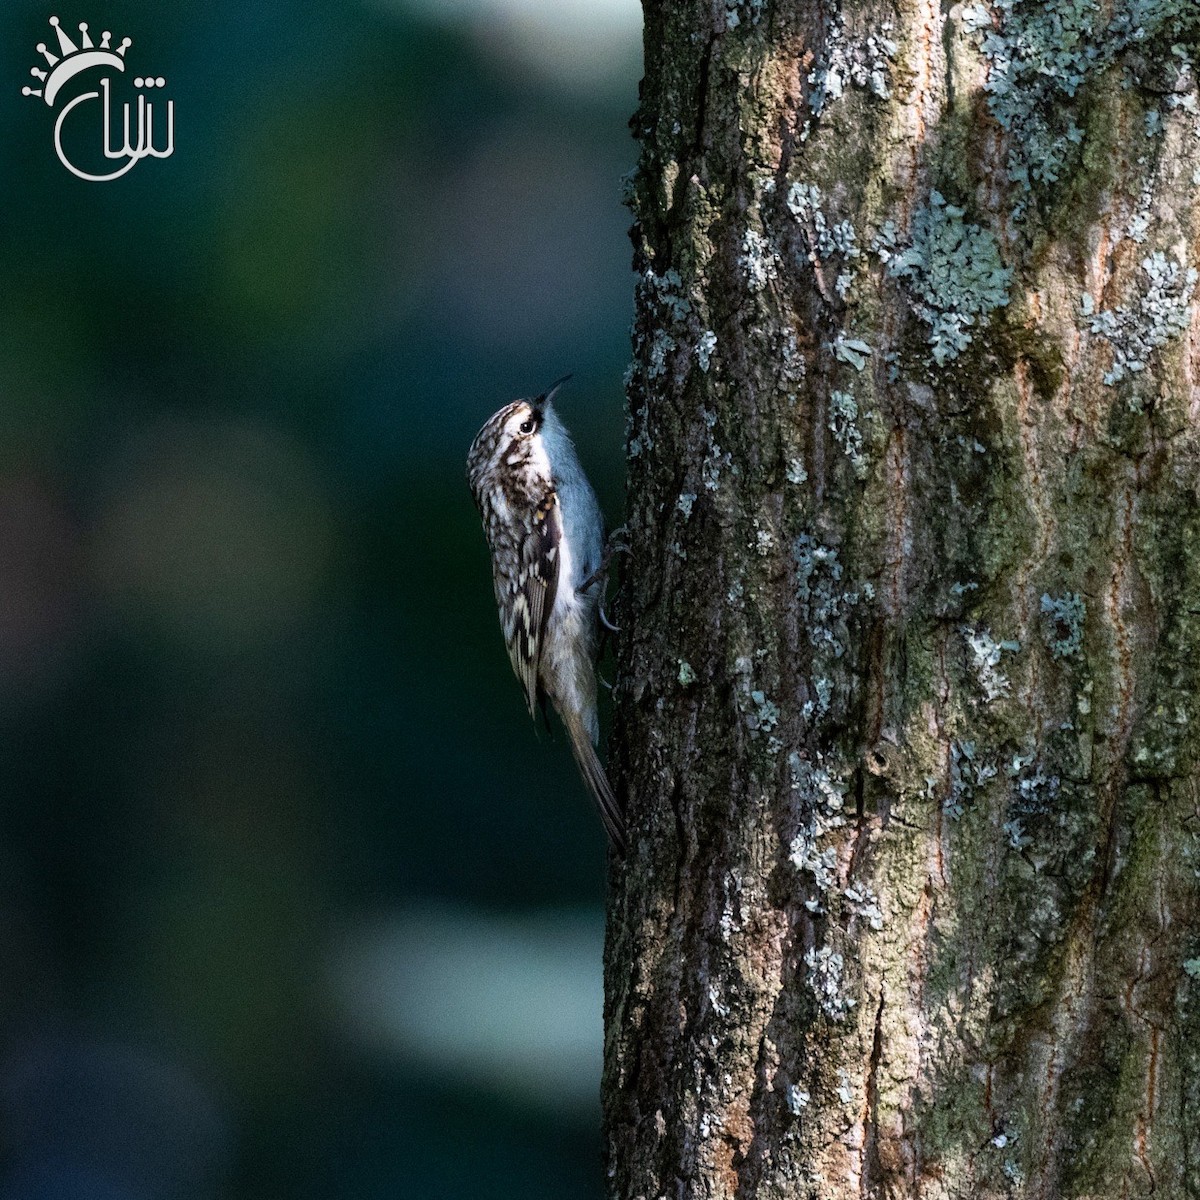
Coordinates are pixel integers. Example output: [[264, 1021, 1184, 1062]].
[[0, 1, 638, 1195]]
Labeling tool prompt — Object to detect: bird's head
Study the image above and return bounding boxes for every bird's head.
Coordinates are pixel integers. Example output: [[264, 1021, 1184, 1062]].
[[466, 376, 571, 493]]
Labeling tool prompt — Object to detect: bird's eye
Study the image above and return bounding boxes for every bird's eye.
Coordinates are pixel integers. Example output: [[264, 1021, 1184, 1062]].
[[519, 419, 535, 434]]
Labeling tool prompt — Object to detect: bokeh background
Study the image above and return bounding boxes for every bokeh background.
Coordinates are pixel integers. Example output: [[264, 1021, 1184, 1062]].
[[0, 2, 639, 1195]]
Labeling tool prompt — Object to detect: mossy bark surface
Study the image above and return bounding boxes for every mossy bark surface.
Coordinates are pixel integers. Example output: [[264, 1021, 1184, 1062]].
[[604, 1, 1200, 1197]]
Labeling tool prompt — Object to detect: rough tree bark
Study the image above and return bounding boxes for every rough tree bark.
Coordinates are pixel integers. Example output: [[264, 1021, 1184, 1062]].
[[603, 1, 1200, 1197]]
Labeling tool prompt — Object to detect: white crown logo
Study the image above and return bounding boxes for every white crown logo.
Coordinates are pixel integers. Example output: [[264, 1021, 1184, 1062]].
[[22, 15, 131, 106]]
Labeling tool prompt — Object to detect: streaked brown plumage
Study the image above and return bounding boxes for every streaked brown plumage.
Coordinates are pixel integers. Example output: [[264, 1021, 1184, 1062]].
[[466, 380, 626, 852]]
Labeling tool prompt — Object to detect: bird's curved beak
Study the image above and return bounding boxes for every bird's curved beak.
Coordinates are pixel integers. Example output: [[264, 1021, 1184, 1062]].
[[535, 374, 573, 414]]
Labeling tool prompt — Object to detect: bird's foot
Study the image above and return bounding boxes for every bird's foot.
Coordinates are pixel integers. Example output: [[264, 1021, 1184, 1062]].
[[577, 526, 631, 597]]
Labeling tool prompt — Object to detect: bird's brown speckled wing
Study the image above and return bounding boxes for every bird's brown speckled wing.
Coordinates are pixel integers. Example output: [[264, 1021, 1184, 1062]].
[[498, 489, 561, 717]]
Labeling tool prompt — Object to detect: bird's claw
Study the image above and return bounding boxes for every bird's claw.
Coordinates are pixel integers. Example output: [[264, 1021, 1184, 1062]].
[[580, 528, 629, 642], [578, 528, 632, 596], [605, 525, 633, 558]]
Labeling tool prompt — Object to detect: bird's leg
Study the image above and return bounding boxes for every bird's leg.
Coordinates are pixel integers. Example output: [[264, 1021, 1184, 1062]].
[[577, 526, 630, 595], [578, 526, 630, 633]]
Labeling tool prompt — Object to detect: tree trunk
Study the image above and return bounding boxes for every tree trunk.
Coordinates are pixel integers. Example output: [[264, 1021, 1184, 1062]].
[[603, 1, 1200, 1197]]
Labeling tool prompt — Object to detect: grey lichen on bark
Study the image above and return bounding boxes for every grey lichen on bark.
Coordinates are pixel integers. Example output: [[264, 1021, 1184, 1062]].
[[603, 0, 1200, 1197]]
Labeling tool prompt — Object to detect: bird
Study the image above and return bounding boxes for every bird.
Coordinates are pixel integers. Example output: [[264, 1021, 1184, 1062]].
[[466, 377, 627, 853]]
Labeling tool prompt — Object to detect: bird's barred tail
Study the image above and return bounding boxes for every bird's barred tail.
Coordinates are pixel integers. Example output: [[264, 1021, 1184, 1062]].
[[563, 712, 627, 855]]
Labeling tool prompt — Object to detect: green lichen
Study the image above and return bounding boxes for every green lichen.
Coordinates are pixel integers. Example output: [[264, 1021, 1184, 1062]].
[[804, 14, 898, 129], [828, 390, 867, 478], [831, 336, 872, 371], [886, 192, 1012, 364], [947, 739, 999, 818], [787, 183, 861, 259], [962, 0, 1095, 192], [961, 0, 1200, 213], [723, 0, 764, 30], [794, 535, 862, 659], [749, 689, 780, 732], [962, 627, 1021, 701], [1002, 751, 1061, 850], [787, 182, 863, 300], [805, 944, 856, 1019], [1040, 592, 1086, 658], [740, 227, 779, 292], [1080, 252, 1197, 395]]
